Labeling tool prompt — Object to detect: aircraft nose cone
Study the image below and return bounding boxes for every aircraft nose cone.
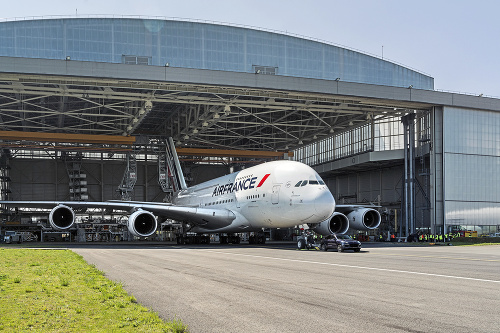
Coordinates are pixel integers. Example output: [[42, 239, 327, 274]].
[[314, 189, 335, 219]]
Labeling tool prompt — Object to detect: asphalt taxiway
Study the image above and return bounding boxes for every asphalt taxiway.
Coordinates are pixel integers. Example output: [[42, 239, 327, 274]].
[[71, 243, 500, 332]]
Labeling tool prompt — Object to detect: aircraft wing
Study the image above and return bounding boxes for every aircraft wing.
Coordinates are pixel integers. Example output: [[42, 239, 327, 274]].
[[335, 204, 381, 213], [0, 200, 236, 230]]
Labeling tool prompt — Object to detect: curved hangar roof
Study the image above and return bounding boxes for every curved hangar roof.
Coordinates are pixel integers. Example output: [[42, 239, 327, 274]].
[[0, 17, 435, 151], [0, 17, 433, 89]]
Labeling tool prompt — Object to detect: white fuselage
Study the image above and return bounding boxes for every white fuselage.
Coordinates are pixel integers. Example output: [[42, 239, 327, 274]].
[[173, 160, 335, 233]]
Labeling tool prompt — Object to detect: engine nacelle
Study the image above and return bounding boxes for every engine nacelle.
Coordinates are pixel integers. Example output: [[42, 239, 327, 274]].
[[346, 208, 381, 231], [127, 210, 157, 237], [49, 205, 76, 230], [311, 212, 349, 236]]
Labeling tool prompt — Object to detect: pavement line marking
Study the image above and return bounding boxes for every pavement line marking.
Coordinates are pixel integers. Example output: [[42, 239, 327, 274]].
[[202, 250, 500, 284]]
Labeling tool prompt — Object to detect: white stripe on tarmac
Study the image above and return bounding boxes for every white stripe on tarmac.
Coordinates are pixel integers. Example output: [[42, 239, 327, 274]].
[[202, 250, 500, 284]]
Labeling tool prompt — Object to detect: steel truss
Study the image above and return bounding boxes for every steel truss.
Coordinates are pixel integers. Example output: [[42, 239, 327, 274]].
[[0, 73, 430, 151]]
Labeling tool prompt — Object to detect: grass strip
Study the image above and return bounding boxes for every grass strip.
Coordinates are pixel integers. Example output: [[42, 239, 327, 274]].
[[450, 237, 500, 246], [0, 248, 187, 332], [449, 242, 500, 246]]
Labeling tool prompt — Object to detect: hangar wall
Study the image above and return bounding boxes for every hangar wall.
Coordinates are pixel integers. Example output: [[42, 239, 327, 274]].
[[8, 158, 229, 202], [324, 164, 431, 233], [442, 106, 500, 235], [325, 166, 402, 205]]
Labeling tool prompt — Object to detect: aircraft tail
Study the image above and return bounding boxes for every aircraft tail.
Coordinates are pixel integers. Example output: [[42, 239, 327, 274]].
[[166, 138, 188, 191]]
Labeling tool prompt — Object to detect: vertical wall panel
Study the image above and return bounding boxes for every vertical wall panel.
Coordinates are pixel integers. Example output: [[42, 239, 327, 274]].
[[8, 158, 230, 202], [443, 106, 500, 229]]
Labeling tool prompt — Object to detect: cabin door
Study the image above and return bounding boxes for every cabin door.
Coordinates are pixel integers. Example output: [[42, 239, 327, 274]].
[[272, 185, 280, 204]]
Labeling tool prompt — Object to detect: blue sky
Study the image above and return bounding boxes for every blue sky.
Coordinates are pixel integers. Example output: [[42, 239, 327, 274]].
[[2, 0, 499, 97]]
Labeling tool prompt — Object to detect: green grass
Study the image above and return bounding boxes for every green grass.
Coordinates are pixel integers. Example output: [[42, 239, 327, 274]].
[[0, 248, 187, 332], [450, 241, 500, 246]]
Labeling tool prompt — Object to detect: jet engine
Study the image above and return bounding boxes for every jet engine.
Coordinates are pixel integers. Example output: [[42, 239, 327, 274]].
[[49, 205, 76, 230], [311, 212, 349, 236], [127, 210, 157, 237], [346, 208, 381, 231]]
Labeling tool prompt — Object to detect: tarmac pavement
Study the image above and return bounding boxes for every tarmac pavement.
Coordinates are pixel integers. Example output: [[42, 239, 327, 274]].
[[67, 242, 500, 332]]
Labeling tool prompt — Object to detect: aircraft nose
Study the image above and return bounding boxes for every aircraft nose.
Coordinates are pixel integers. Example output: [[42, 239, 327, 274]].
[[314, 189, 335, 219]]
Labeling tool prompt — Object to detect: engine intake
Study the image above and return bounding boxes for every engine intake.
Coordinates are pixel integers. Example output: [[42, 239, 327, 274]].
[[311, 212, 349, 236], [49, 205, 75, 230], [128, 210, 157, 237], [347, 208, 381, 231]]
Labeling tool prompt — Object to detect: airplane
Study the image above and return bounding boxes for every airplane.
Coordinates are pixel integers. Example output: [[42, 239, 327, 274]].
[[0, 139, 380, 245]]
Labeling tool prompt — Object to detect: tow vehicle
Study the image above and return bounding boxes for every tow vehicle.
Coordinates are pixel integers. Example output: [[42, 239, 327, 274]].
[[296, 231, 320, 250]]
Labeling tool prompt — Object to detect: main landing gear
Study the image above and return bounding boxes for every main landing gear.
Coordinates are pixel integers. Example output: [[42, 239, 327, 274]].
[[248, 231, 266, 245], [176, 234, 211, 245]]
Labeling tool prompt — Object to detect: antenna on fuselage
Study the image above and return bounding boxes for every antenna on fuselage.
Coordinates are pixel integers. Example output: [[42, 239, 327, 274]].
[[166, 137, 188, 191]]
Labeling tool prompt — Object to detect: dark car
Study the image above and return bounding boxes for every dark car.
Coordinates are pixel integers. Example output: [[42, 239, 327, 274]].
[[320, 234, 361, 252]]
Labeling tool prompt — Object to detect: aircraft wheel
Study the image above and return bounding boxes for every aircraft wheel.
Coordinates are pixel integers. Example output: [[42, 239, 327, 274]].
[[298, 239, 305, 249], [257, 234, 266, 244]]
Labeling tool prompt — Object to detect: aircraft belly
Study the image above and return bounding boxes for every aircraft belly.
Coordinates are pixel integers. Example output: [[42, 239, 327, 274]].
[[240, 202, 309, 229], [191, 212, 252, 233]]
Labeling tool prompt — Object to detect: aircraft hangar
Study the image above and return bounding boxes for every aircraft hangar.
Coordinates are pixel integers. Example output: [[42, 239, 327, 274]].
[[1, 17, 500, 242]]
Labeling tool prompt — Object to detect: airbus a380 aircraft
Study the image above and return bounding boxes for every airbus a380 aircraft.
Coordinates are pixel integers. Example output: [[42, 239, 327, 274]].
[[0, 139, 380, 244]]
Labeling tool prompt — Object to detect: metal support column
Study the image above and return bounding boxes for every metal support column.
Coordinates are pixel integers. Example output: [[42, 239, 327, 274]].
[[62, 152, 88, 201], [158, 146, 174, 202], [0, 149, 12, 217], [401, 113, 416, 237], [117, 153, 137, 201]]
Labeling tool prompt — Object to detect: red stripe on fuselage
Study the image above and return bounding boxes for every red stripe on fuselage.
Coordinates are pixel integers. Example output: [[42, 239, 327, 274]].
[[257, 174, 271, 187]]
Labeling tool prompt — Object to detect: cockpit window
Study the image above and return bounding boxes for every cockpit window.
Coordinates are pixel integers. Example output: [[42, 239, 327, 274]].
[[295, 177, 325, 187], [316, 175, 326, 185]]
